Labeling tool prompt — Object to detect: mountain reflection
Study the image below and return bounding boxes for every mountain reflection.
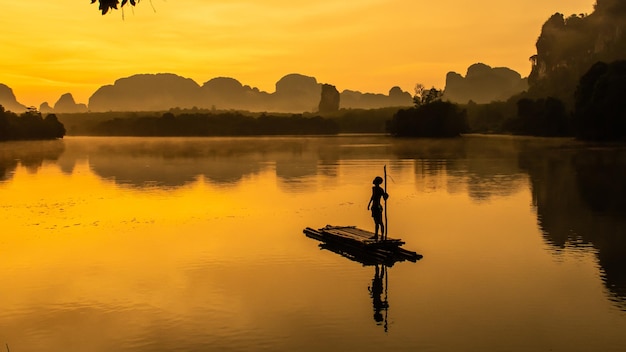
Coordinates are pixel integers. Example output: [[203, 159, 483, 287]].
[[2, 135, 625, 309], [392, 136, 526, 201], [520, 143, 626, 310], [0, 140, 65, 181]]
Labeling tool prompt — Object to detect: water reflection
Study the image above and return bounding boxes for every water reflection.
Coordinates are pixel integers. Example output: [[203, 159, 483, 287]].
[[0, 136, 528, 199], [519, 143, 626, 309], [392, 136, 527, 200], [2, 135, 626, 312], [0, 140, 65, 181], [315, 236, 419, 332], [368, 264, 389, 330]]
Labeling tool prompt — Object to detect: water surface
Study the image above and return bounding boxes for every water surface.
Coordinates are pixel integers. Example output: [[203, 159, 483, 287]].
[[1, 135, 625, 351]]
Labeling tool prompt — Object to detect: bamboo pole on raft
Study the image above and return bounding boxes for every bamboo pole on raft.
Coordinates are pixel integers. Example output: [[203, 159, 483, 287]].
[[384, 165, 388, 241]]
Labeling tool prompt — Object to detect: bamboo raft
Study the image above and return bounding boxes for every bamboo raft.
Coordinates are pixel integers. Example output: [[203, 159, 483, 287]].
[[303, 225, 422, 266]]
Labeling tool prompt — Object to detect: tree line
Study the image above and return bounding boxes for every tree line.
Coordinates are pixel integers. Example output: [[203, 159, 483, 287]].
[[0, 106, 66, 141], [56, 108, 401, 136], [5, 59, 625, 140], [89, 112, 339, 136], [459, 59, 626, 141]]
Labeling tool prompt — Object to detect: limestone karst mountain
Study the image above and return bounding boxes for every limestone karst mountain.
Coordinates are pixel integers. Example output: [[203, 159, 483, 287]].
[[528, 0, 626, 105], [0, 84, 27, 112], [340, 86, 412, 110], [84, 73, 413, 113], [53, 93, 88, 113], [443, 63, 528, 104], [88, 73, 203, 112]]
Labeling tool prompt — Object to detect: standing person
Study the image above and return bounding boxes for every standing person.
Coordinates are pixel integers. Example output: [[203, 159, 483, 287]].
[[367, 176, 389, 241]]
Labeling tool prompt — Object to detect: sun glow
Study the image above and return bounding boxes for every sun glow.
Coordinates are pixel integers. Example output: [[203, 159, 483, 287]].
[[1, 0, 594, 107]]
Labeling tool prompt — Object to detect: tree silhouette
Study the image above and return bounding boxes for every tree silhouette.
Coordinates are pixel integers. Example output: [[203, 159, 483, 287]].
[[413, 84, 443, 107], [0, 105, 66, 141], [92, 0, 137, 15], [574, 60, 626, 141], [388, 101, 468, 138], [505, 97, 569, 136]]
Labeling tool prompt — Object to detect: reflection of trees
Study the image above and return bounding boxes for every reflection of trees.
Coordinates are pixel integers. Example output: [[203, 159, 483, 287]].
[[62, 136, 403, 189], [520, 144, 626, 309], [84, 139, 272, 187], [89, 154, 265, 187], [0, 140, 65, 181], [58, 137, 344, 189], [392, 136, 526, 201]]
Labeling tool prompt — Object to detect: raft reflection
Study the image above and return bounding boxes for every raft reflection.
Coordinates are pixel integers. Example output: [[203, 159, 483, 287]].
[[317, 239, 420, 331]]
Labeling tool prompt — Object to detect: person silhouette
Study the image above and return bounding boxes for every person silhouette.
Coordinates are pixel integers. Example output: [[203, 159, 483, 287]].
[[367, 176, 388, 241], [368, 264, 389, 324]]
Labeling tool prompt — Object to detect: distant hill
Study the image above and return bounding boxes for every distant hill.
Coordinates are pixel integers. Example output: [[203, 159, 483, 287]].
[[2, 73, 413, 114], [86, 73, 413, 113], [89, 73, 203, 112], [443, 63, 528, 104], [53, 93, 88, 113], [0, 84, 26, 113], [340, 86, 412, 109]]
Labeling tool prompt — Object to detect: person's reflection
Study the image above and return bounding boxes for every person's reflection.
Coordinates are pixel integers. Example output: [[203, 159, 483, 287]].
[[368, 264, 389, 328]]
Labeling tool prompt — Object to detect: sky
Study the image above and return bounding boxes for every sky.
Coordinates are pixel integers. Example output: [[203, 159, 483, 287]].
[[0, 0, 595, 107]]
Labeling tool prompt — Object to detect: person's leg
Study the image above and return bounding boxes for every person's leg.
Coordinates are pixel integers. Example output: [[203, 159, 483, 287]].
[[371, 218, 379, 240]]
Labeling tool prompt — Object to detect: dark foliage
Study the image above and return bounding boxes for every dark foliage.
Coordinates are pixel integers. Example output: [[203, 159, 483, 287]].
[[89, 112, 339, 136], [57, 107, 400, 135], [0, 106, 66, 141], [505, 97, 570, 136], [573, 60, 626, 141], [91, 0, 136, 15], [324, 107, 399, 133], [387, 101, 468, 138], [464, 100, 515, 133]]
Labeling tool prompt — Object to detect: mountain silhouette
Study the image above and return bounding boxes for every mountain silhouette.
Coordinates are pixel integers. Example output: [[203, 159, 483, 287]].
[[528, 0, 626, 105], [201, 77, 265, 111], [89, 73, 203, 112], [53, 93, 88, 113], [271, 73, 321, 112], [443, 63, 528, 104], [0, 84, 27, 112], [83, 73, 413, 113], [340, 86, 412, 109], [39, 102, 54, 114]]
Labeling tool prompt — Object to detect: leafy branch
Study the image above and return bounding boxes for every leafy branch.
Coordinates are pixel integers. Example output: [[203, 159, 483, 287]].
[[91, 0, 137, 15]]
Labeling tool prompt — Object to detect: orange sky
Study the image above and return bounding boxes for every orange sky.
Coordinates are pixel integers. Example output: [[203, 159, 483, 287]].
[[0, 0, 594, 107]]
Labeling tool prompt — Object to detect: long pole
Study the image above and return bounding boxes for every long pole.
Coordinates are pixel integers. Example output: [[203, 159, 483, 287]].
[[384, 165, 388, 241], [384, 265, 389, 333]]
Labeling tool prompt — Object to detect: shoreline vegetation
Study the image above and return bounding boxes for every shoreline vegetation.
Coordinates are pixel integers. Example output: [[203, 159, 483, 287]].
[[55, 108, 399, 137], [0, 106, 65, 141], [1, 57, 625, 142], [0, 100, 624, 141], [5, 1, 626, 142]]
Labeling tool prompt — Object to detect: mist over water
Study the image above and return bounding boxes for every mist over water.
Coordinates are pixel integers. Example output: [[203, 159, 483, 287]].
[[1, 135, 626, 351]]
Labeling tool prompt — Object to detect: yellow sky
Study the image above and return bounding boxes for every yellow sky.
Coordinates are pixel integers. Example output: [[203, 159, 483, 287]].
[[0, 0, 594, 107]]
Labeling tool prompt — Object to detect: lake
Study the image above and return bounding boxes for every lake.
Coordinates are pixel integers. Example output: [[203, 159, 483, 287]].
[[1, 135, 625, 352]]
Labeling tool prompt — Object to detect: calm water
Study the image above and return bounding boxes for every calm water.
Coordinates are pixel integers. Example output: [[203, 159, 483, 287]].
[[1, 135, 625, 352]]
